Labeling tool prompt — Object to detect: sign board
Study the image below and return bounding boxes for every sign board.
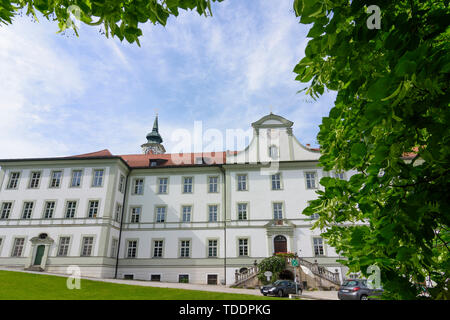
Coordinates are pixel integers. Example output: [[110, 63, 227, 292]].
[[291, 259, 299, 267], [264, 271, 272, 281]]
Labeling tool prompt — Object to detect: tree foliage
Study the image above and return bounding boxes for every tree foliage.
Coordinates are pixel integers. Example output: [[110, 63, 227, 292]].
[[2, 0, 449, 300], [257, 255, 286, 285], [295, 0, 450, 299], [0, 0, 222, 45]]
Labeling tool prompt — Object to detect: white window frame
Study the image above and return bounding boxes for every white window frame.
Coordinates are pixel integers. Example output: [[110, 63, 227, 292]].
[[0, 202, 13, 220], [182, 176, 193, 194], [70, 169, 83, 188], [87, 200, 100, 218], [28, 171, 42, 189], [152, 239, 164, 258], [273, 202, 283, 220], [42, 200, 56, 219], [132, 178, 144, 195], [126, 239, 138, 259], [91, 169, 105, 187], [130, 206, 141, 223], [80, 236, 95, 257], [305, 171, 318, 190], [179, 239, 191, 258], [208, 176, 219, 193], [11, 237, 25, 257], [155, 206, 166, 223], [49, 170, 63, 189], [158, 177, 169, 194], [237, 202, 248, 221], [237, 174, 248, 191], [6, 171, 21, 190], [57, 236, 71, 257], [22, 201, 34, 219], [181, 205, 192, 223], [65, 200, 78, 219]]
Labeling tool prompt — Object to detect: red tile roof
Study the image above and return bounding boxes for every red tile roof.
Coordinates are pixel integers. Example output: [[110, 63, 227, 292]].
[[68, 149, 113, 158], [119, 152, 226, 168]]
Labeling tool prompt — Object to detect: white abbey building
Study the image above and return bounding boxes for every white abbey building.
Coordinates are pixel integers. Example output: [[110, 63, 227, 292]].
[[0, 113, 353, 286]]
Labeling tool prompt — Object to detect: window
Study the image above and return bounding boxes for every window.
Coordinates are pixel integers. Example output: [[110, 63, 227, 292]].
[[158, 178, 168, 194], [50, 171, 62, 188], [238, 238, 249, 256], [156, 206, 166, 223], [313, 237, 324, 256], [182, 206, 192, 222], [305, 172, 317, 189], [237, 203, 248, 220], [71, 170, 82, 187], [237, 174, 247, 191], [208, 205, 218, 222], [126, 240, 137, 258], [29, 171, 41, 189], [207, 274, 218, 285], [87, 200, 99, 218], [115, 203, 122, 222], [81, 237, 94, 256], [151, 274, 161, 282], [271, 173, 281, 190], [130, 207, 141, 223], [110, 239, 118, 258], [43, 201, 56, 219], [124, 274, 134, 280], [208, 240, 218, 257], [179, 274, 189, 283], [180, 240, 190, 258], [273, 202, 283, 220], [153, 240, 163, 258], [0, 202, 12, 220], [311, 213, 320, 219], [133, 179, 144, 195], [92, 169, 104, 187], [183, 177, 193, 193], [118, 174, 125, 193], [22, 202, 34, 219], [11, 238, 25, 257], [65, 201, 77, 218], [208, 176, 218, 193], [57, 237, 70, 256], [7, 172, 20, 189], [269, 145, 278, 159], [334, 171, 345, 180]]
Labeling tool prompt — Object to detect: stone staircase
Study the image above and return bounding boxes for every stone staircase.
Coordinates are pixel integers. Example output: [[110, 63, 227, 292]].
[[25, 266, 44, 272], [233, 257, 341, 290], [233, 265, 259, 287]]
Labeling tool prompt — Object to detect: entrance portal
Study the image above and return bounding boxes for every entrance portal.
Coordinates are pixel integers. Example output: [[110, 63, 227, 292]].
[[274, 235, 287, 253], [34, 245, 45, 266]]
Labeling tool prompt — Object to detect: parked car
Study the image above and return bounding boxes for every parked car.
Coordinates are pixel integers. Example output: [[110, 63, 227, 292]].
[[338, 279, 384, 300], [260, 280, 302, 297]]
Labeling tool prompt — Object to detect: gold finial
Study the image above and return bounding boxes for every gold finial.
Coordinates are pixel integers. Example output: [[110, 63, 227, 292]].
[[269, 106, 273, 114]]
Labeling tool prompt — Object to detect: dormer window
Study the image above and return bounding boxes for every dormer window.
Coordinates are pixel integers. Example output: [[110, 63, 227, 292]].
[[195, 157, 203, 165], [269, 145, 279, 159], [150, 160, 157, 167]]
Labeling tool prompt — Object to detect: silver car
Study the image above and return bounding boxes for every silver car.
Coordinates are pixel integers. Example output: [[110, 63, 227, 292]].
[[338, 279, 383, 300]]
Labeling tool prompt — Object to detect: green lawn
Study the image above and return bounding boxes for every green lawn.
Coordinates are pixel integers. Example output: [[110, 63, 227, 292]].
[[0, 270, 276, 300]]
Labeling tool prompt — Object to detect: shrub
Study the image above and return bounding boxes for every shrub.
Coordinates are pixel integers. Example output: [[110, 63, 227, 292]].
[[257, 256, 286, 285]]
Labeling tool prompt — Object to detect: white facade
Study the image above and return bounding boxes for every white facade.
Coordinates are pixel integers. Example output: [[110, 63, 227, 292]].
[[0, 114, 352, 285]]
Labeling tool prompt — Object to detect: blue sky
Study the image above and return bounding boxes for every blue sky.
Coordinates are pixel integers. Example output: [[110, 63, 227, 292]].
[[0, 0, 336, 158]]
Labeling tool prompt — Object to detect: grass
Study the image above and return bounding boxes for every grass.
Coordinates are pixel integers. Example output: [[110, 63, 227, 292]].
[[0, 270, 278, 300]]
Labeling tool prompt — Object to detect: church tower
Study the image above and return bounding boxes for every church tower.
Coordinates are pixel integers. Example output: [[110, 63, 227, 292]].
[[141, 115, 166, 154]]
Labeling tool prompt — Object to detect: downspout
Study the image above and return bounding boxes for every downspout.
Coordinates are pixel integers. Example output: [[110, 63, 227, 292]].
[[114, 173, 129, 279], [220, 166, 227, 285]]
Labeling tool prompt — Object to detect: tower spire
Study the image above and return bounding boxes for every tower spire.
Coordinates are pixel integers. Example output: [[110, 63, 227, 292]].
[[141, 114, 165, 154]]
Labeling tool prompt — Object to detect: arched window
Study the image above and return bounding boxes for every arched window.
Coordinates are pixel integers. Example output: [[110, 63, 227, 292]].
[[269, 145, 278, 159]]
